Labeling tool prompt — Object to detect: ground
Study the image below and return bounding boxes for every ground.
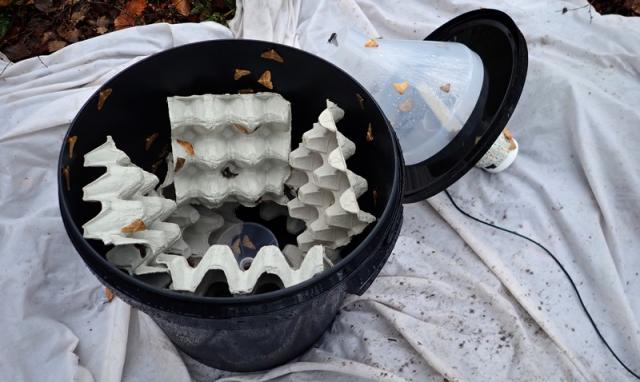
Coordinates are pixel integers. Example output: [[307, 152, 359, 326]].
[[0, 0, 638, 62], [0, 0, 235, 62]]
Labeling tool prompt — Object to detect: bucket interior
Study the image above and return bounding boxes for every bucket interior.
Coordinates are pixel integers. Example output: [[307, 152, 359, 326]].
[[59, 39, 400, 297]]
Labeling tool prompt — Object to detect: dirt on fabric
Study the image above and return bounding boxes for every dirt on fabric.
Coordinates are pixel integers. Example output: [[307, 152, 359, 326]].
[[0, 0, 235, 62]]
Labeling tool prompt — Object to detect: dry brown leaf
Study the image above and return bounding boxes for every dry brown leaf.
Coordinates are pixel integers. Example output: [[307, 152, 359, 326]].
[[260, 49, 284, 63], [503, 128, 517, 151], [145, 132, 159, 151], [121, 219, 146, 233], [171, 0, 190, 16], [176, 139, 195, 155], [124, 0, 147, 16], [63, 166, 71, 191], [257, 70, 273, 89], [114, 0, 147, 30], [364, 38, 379, 48], [70, 11, 85, 24], [58, 26, 80, 43], [97, 88, 112, 111], [96, 16, 110, 34], [238, 88, 254, 94], [174, 157, 186, 172], [356, 93, 365, 110], [242, 235, 256, 250], [104, 287, 114, 302], [366, 123, 374, 143], [440, 83, 451, 93], [48, 40, 67, 53], [114, 14, 134, 30], [398, 98, 413, 112], [41, 31, 56, 44], [393, 81, 409, 95], [231, 238, 241, 255], [67, 136, 78, 159], [234, 68, 251, 80]]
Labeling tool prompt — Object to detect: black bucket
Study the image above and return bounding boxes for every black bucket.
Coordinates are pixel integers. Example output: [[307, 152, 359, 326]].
[[58, 39, 404, 371], [58, 9, 527, 372]]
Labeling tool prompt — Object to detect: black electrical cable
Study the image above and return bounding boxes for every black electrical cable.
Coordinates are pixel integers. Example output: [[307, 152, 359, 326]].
[[444, 189, 640, 380]]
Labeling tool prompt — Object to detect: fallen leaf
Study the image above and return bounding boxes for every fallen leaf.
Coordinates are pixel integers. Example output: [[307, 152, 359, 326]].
[[57, 25, 80, 43], [67, 135, 78, 159], [47, 40, 67, 52], [233, 68, 251, 80], [176, 139, 195, 155], [242, 235, 256, 250], [260, 49, 284, 63], [41, 31, 56, 44], [145, 132, 159, 151], [70, 11, 85, 24], [366, 123, 374, 143], [238, 88, 254, 94], [398, 98, 413, 112], [393, 81, 409, 95], [121, 219, 146, 233], [97, 88, 112, 110], [114, 0, 147, 30], [62, 166, 71, 191], [440, 83, 451, 93], [364, 38, 379, 48], [257, 70, 273, 89], [95, 16, 110, 34], [123, 0, 147, 16], [104, 287, 114, 302], [356, 93, 365, 110], [114, 14, 134, 30], [174, 157, 186, 172], [34, 0, 56, 13], [171, 0, 190, 16]]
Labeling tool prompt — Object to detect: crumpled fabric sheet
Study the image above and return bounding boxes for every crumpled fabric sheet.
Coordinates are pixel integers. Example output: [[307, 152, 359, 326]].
[[1, 0, 639, 381]]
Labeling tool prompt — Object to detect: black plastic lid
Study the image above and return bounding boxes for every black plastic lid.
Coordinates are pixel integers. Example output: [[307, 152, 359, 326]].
[[403, 9, 528, 203]]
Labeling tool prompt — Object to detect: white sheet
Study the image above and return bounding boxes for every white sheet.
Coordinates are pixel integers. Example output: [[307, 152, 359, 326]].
[[2, 1, 639, 381]]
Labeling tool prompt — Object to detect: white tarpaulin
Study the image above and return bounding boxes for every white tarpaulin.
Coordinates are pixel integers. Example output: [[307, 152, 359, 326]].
[[1, 0, 639, 381]]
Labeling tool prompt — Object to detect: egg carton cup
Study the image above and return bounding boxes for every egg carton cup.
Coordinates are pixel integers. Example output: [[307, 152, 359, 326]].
[[286, 100, 376, 252], [173, 160, 290, 208], [82, 136, 181, 275], [155, 245, 326, 294], [168, 93, 292, 207]]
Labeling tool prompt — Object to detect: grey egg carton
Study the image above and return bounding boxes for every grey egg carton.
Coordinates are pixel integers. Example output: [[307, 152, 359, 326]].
[[286, 100, 376, 251], [167, 92, 292, 208], [82, 136, 181, 275], [155, 245, 326, 295]]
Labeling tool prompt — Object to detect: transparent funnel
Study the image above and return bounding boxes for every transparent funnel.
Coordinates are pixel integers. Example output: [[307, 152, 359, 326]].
[[321, 29, 485, 165]]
